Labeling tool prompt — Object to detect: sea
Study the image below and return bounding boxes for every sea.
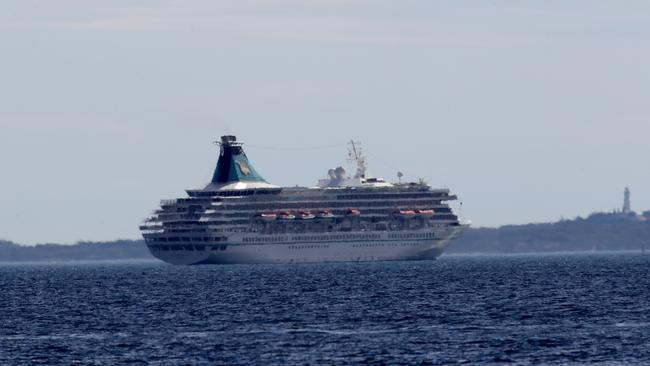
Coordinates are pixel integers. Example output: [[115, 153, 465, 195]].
[[1, 253, 649, 365]]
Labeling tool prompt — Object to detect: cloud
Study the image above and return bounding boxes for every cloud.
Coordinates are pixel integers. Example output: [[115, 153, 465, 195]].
[[6, 1, 647, 53], [2, 1, 428, 46], [51, 14, 422, 45]]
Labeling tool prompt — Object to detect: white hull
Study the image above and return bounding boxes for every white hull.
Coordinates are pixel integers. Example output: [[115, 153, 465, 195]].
[[147, 226, 466, 265]]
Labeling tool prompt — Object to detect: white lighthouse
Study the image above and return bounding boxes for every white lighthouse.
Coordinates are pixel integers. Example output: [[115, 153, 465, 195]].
[[622, 187, 632, 215]]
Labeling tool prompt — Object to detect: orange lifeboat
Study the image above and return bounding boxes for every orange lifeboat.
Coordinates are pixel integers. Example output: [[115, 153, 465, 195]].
[[394, 209, 416, 218], [416, 209, 434, 217], [298, 211, 315, 220], [254, 212, 277, 221], [317, 209, 335, 219], [278, 211, 296, 220], [346, 208, 361, 216]]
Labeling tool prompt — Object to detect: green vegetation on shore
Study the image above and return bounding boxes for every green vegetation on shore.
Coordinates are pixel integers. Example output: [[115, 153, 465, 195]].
[[0, 239, 152, 262], [449, 211, 650, 254]]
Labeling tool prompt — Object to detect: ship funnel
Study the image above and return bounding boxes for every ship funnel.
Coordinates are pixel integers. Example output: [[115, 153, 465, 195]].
[[210, 135, 268, 186]]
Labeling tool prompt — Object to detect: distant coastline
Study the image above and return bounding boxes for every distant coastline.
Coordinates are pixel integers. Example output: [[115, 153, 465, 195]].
[[2, 211, 649, 262], [448, 210, 650, 254], [0, 239, 152, 262]]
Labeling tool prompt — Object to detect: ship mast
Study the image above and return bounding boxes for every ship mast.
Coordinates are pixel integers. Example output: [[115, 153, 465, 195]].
[[347, 140, 368, 179]]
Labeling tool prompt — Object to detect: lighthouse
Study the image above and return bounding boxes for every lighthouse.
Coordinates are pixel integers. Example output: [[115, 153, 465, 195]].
[[622, 187, 632, 215]]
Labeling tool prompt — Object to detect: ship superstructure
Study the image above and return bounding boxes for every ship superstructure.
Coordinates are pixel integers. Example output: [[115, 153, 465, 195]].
[[141, 135, 467, 265]]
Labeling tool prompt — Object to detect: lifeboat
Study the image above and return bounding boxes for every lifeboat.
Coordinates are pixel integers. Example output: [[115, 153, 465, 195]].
[[317, 209, 335, 219], [416, 209, 434, 217], [278, 211, 295, 220], [297, 211, 315, 220], [394, 209, 416, 218], [254, 212, 277, 221], [346, 208, 361, 216]]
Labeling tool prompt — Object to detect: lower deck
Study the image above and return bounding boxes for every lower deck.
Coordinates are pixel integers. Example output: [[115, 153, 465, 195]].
[[146, 227, 466, 265]]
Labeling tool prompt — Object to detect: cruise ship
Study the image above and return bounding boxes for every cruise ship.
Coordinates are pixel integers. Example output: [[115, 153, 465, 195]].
[[141, 135, 468, 265]]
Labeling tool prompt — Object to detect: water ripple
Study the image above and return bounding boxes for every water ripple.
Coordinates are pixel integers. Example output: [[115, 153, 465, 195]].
[[1, 253, 649, 364]]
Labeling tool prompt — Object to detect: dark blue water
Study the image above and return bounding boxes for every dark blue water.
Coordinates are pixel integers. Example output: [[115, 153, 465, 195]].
[[1, 253, 649, 365]]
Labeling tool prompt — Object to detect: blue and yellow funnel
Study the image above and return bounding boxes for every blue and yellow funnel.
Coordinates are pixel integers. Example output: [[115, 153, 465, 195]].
[[211, 135, 268, 185]]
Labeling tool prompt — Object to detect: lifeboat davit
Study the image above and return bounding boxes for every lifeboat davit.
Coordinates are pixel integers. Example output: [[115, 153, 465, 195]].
[[394, 209, 416, 218], [416, 209, 434, 217], [298, 211, 315, 220], [346, 208, 361, 216], [254, 212, 277, 221], [278, 211, 296, 220], [317, 209, 335, 219]]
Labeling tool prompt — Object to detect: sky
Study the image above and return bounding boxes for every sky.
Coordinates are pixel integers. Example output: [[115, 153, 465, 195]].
[[1, 1, 649, 244]]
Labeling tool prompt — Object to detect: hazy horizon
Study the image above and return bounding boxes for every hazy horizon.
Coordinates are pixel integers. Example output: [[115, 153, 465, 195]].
[[1, 1, 649, 244]]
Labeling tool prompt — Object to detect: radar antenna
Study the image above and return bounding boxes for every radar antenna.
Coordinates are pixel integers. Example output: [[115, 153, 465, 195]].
[[213, 140, 225, 156], [214, 135, 243, 156], [347, 140, 367, 179]]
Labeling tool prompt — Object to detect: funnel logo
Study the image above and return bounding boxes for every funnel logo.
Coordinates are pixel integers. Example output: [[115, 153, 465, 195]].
[[235, 161, 251, 176]]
